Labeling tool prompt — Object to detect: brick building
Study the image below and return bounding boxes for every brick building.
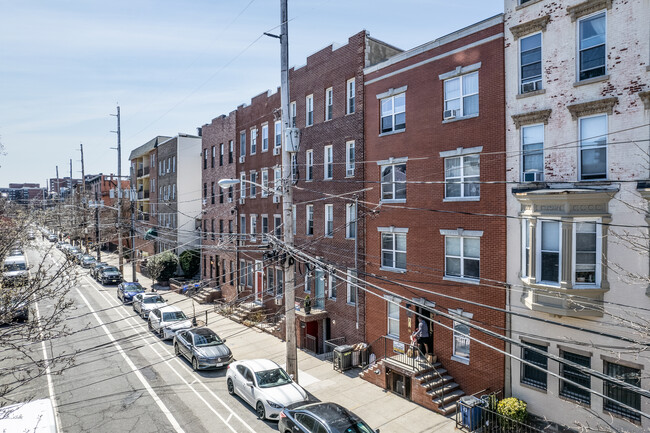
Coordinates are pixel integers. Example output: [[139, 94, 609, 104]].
[[86, 173, 130, 253], [361, 15, 507, 415]]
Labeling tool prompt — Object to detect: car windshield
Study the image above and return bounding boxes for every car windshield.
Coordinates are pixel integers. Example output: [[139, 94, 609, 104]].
[[255, 368, 292, 388], [162, 311, 187, 322], [192, 331, 223, 347], [342, 423, 374, 433], [4, 263, 26, 272], [124, 284, 144, 293], [143, 296, 164, 304], [102, 267, 119, 273]]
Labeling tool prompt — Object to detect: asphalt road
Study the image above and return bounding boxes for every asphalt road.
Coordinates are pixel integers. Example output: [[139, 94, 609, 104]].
[[2, 242, 276, 432]]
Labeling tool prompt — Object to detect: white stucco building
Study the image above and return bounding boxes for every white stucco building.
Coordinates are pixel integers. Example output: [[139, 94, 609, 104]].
[[504, 0, 650, 430]]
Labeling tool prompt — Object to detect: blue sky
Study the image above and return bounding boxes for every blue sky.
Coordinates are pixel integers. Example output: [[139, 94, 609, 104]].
[[0, 0, 503, 187]]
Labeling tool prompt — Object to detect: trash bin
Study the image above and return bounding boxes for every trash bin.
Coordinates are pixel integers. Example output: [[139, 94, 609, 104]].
[[459, 396, 483, 431], [333, 345, 354, 372]]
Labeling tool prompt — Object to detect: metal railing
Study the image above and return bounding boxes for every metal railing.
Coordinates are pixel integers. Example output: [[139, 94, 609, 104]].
[[323, 337, 346, 362], [455, 396, 543, 433]]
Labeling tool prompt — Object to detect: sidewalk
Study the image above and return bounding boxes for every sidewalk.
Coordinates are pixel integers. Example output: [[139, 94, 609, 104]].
[[108, 253, 458, 433]]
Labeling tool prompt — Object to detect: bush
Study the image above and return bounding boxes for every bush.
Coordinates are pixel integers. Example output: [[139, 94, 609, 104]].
[[147, 251, 179, 283], [497, 397, 528, 424], [179, 249, 200, 278]]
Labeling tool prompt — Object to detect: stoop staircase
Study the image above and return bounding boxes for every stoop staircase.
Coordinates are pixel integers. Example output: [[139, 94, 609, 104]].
[[413, 361, 465, 415], [229, 302, 266, 323]]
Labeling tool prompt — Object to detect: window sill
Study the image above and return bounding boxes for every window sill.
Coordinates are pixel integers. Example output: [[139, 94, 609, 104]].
[[347, 302, 357, 306], [305, 179, 313, 182], [379, 129, 406, 138], [519, 382, 547, 394], [559, 394, 591, 408], [443, 276, 480, 285], [442, 113, 479, 124], [451, 355, 470, 365], [380, 199, 406, 204], [516, 89, 546, 99], [345, 175, 355, 179], [443, 197, 480, 202], [515, 0, 543, 10], [345, 237, 356, 240], [380, 267, 407, 274], [573, 75, 609, 87], [323, 178, 333, 181]]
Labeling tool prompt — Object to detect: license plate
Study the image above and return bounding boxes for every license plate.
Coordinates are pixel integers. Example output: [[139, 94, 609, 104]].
[[216, 363, 223, 367]]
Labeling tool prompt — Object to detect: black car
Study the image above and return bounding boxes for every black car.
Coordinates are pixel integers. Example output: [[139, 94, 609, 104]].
[[99, 266, 122, 285], [91, 262, 109, 279], [173, 327, 233, 370], [278, 402, 378, 433], [117, 282, 146, 303]]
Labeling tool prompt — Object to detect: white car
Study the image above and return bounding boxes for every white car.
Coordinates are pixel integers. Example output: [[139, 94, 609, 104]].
[[148, 306, 192, 340], [132, 293, 167, 319], [226, 359, 309, 421]]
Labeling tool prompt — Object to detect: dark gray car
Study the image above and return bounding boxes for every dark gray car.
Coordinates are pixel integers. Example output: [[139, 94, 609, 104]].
[[99, 266, 122, 285], [173, 327, 233, 371]]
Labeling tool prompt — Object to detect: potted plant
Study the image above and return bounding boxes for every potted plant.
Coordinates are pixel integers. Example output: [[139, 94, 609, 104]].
[[304, 295, 312, 314]]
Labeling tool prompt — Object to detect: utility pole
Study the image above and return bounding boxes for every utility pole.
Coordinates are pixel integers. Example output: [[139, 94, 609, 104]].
[[56, 165, 62, 237], [95, 191, 101, 262], [111, 105, 123, 274], [70, 159, 74, 245], [131, 200, 136, 282], [80, 143, 88, 253]]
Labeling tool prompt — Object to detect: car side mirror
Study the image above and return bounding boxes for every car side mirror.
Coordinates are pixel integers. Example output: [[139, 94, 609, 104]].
[[245, 381, 253, 387], [222, 339, 227, 343], [289, 374, 294, 380]]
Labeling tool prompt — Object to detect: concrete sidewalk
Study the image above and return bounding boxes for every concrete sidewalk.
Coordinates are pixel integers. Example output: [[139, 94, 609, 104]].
[[106, 254, 458, 433]]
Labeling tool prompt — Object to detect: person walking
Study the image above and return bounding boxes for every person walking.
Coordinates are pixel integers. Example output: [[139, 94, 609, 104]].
[[412, 316, 430, 357]]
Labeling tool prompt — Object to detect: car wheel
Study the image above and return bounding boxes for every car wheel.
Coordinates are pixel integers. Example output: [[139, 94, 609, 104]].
[[147, 321, 152, 330], [174, 344, 180, 356], [192, 357, 199, 371], [256, 401, 266, 420], [227, 378, 235, 395], [159, 328, 164, 339]]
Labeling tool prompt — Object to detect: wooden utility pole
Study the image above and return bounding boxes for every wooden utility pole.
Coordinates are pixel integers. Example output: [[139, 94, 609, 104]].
[[80, 143, 88, 253], [111, 106, 123, 274]]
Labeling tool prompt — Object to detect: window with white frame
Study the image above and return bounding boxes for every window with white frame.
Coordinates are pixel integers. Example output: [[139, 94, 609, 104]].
[[578, 12, 606, 81], [453, 320, 470, 361], [380, 163, 406, 201], [172, 184, 176, 200], [306, 205, 314, 236], [574, 220, 600, 285], [346, 141, 355, 177], [538, 220, 560, 285], [579, 114, 607, 180], [444, 154, 480, 199], [203, 149, 208, 169], [306, 95, 313, 126], [387, 298, 399, 338], [381, 230, 407, 271], [219, 143, 224, 166], [240, 131, 246, 157], [444, 72, 478, 118], [250, 128, 257, 155], [324, 145, 333, 180], [290, 101, 296, 127], [520, 33, 542, 93], [261, 169, 269, 197], [247, 262, 253, 287], [239, 172, 246, 199], [325, 87, 333, 121], [261, 215, 269, 242], [229, 140, 234, 163], [346, 203, 356, 239], [274, 215, 282, 237], [292, 204, 296, 235], [274, 121, 282, 148], [444, 234, 480, 280], [250, 172, 257, 198], [250, 215, 257, 241], [328, 272, 337, 299], [522, 219, 531, 278], [274, 167, 282, 196], [167, 157, 171, 173], [267, 265, 274, 294], [346, 78, 355, 114], [306, 150, 313, 181], [324, 204, 333, 237], [276, 268, 284, 296], [380, 93, 405, 133], [346, 269, 357, 304], [291, 154, 298, 182], [261, 124, 268, 152], [240, 215, 246, 235], [522, 125, 544, 181], [211, 145, 215, 168], [172, 156, 176, 172]]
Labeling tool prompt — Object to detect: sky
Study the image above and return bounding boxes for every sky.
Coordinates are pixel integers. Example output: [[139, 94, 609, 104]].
[[0, 0, 503, 188]]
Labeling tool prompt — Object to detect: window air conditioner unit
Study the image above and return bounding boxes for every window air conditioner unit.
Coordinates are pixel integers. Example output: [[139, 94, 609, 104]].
[[273, 195, 280, 204], [239, 156, 245, 163], [521, 81, 541, 94], [443, 109, 457, 120], [273, 147, 281, 156], [523, 171, 544, 182], [227, 197, 233, 203]]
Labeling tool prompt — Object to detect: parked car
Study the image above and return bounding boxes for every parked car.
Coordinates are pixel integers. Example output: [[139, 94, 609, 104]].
[[26, 231, 35, 240], [80, 255, 96, 268], [278, 402, 378, 433], [174, 327, 233, 370], [226, 359, 309, 421], [99, 266, 122, 285], [0, 292, 29, 323], [148, 306, 192, 340], [2, 256, 29, 287], [132, 293, 166, 319], [116, 282, 146, 303], [91, 262, 109, 279], [47, 234, 57, 242]]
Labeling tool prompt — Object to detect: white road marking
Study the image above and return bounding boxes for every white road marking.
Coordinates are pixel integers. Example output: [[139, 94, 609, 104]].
[[75, 289, 186, 433]]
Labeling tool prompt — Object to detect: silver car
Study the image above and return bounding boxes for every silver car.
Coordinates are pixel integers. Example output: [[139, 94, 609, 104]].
[[173, 327, 233, 371], [132, 293, 166, 319]]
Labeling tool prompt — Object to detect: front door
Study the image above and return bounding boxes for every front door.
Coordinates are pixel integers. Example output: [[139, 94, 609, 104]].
[[314, 268, 325, 309], [416, 306, 434, 355], [255, 260, 264, 303]]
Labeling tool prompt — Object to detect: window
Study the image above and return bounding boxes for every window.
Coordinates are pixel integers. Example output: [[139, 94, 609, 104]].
[[444, 72, 478, 118], [306, 205, 314, 236], [239, 131, 246, 157], [380, 93, 405, 133], [219, 219, 224, 234], [579, 114, 607, 180], [211, 219, 215, 240], [172, 156, 176, 172], [222, 259, 226, 283], [211, 182, 215, 204], [603, 361, 641, 422], [293, 204, 296, 235], [560, 351, 591, 405], [346, 203, 356, 239], [267, 266, 274, 294], [453, 321, 470, 361], [230, 261, 234, 286], [387, 299, 399, 338], [211, 145, 215, 168], [219, 187, 224, 204], [228, 220, 233, 234], [167, 157, 171, 173], [522, 125, 544, 181], [250, 172, 257, 198], [219, 143, 224, 166], [346, 141, 355, 177], [306, 95, 313, 126], [261, 124, 268, 152], [261, 169, 269, 198], [324, 204, 333, 237], [203, 149, 208, 169], [203, 183, 207, 201], [290, 101, 296, 127], [574, 221, 599, 285], [346, 269, 357, 304], [346, 78, 355, 114], [291, 154, 298, 182], [276, 268, 284, 296], [522, 219, 531, 278], [228, 140, 234, 164], [381, 163, 406, 201], [240, 260, 246, 286], [250, 215, 257, 241], [381, 232, 406, 271], [261, 215, 268, 242], [521, 342, 548, 390], [306, 150, 313, 181], [274, 167, 282, 196], [304, 273, 312, 294], [445, 154, 480, 199], [274, 121, 282, 148], [579, 12, 606, 81], [239, 173, 246, 199], [325, 87, 333, 121], [520, 33, 542, 93], [250, 128, 257, 155], [445, 236, 480, 280], [274, 215, 282, 237], [539, 220, 560, 284], [324, 146, 333, 180], [247, 262, 253, 287], [240, 215, 246, 235]]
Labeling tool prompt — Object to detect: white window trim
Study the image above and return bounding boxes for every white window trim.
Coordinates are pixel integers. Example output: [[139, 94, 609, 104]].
[[376, 85, 408, 100], [443, 153, 481, 201], [386, 296, 400, 338], [328, 272, 336, 299], [324, 145, 333, 180], [240, 131, 246, 157], [443, 233, 481, 284], [250, 127, 257, 155], [261, 169, 269, 198], [250, 215, 257, 242], [346, 140, 355, 177], [274, 121, 282, 148], [324, 204, 333, 238], [521, 124, 545, 181], [346, 78, 355, 115], [578, 113, 608, 181], [249, 172, 257, 198], [380, 230, 407, 273], [439, 146, 483, 158], [519, 32, 543, 94], [572, 218, 602, 288], [346, 202, 356, 239], [306, 204, 314, 236], [577, 11, 607, 82], [438, 62, 482, 80], [290, 101, 297, 127], [305, 94, 314, 127], [380, 93, 406, 134], [451, 316, 471, 365], [325, 87, 333, 121], [306, 150, 314, 181], [443, 71, 479, 118], [536, 219, 562, 287], [346, 269, 357, 305]]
